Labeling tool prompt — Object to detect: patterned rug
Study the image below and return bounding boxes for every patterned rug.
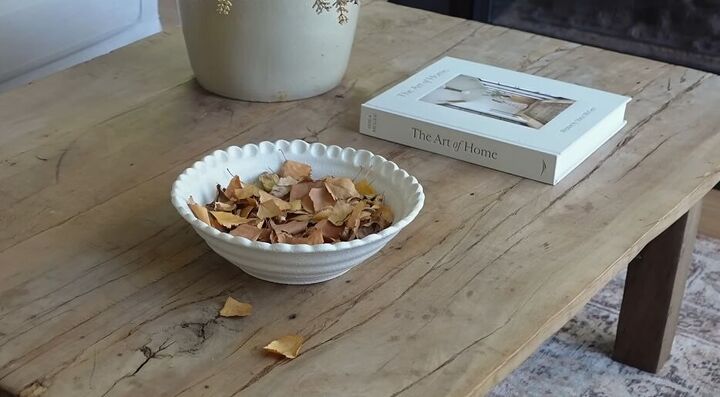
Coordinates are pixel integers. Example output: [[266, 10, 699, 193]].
[[489, 235, 720, 397]]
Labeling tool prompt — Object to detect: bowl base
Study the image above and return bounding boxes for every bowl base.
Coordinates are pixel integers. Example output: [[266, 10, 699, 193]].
[[239, 267, 352, 285]]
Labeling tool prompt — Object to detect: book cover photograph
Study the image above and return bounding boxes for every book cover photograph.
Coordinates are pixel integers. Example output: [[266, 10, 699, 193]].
[[420, 74, 575, 129]]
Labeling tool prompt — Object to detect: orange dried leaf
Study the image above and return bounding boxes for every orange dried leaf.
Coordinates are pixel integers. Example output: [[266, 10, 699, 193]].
[[308, 187, 335, 211], [257, 200, 283, 219], [210, 211, 252, 228], [345, 201, 367, 230], [324, 177, 361, 200], [235, 185, 260, 200], [355, 179, 376, 196], [193, 161, 392, 245], [327, 201, 353, 226], [264, 335, 304, 359], [271, 220, 308, 235], [280, 160, 312, 181], [226, 175, 243, 192], [257, 228, 272, 243], [230, 224, 263, 240], [239, 206, 253, 218], [315, 219, 344, 242], [219, 296, 252, 317], [188, 197, 211, 226], [305, 227, 324, 245], [289, 182, 312, 201], [222, 176, 243, 200], [212, 201, 237, 212], [379, 204, 394, 226]]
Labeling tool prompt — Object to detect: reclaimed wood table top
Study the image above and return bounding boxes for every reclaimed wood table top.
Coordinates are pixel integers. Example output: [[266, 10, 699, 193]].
[[2, 2, 720, 396]]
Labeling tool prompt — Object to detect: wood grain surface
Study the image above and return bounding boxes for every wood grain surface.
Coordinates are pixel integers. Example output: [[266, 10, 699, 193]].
[[1, 2, 720, 396]]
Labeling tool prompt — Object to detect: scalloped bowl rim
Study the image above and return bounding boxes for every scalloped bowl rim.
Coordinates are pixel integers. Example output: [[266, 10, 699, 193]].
[[170, 140, 425, 253]]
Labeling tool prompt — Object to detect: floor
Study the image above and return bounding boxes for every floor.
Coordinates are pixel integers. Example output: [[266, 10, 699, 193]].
[[699, 190, 720, 239], [490, 235, 720, 396]]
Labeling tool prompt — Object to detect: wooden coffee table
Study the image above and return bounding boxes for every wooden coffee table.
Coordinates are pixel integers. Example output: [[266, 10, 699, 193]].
[[1, 2, 719, 396]]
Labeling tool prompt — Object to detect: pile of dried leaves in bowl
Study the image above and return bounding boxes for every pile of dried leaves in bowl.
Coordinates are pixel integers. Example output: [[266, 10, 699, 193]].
[[187, 160, 394, 244]]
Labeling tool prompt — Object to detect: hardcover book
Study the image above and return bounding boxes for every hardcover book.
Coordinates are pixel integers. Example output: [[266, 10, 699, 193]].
[[359, 57, 630, 184]]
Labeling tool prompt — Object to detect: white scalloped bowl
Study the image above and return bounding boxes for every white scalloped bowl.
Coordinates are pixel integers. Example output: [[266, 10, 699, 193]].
[[170, 140, 424, 284]]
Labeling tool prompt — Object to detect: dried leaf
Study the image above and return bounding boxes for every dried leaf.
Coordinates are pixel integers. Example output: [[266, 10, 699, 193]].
[[226, 175, 243, 192], [210, 211, 252, 228], [219, 296, 252, 317], [188, 197, 211, 225], [209, 216, 225, 231], [308, 187, 335, 211], [345, 201, 367, 230], [189, 160, 392, 245], [355, 179, 376, 196], [288, 200, 303, 212], [378, 204, 394, 226], [304, 227, 324, 245], [230, 224, 263, 240], [289, 182, 312, 201], [324, 177, 361, 200], [235, 184, 260, 200], [264, 335, 305, 359], [280, 160, 312, 181], [315, 219, 344, 242], [327, 201, 353, 226], [271, 220, 308, 235], [259, 172, 280, 191], [257, 200, 282, 219], [257, 228, 272, 243], [278, 176, 299, 186], [212, 201, 237, 212]]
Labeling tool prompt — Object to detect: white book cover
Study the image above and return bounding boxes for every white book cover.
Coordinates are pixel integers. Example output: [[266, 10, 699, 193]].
[[359, 57, 631, 184]]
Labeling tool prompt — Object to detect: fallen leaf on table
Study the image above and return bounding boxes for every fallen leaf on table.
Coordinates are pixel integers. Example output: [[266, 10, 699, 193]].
[[324, 177, 361, 200], [219, 296, 252, 317], [263, 335, 305, 359], [280, 160, 312, 181]]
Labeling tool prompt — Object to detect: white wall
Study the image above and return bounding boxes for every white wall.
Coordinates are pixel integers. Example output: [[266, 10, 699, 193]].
[[0, 0, 161, 92]]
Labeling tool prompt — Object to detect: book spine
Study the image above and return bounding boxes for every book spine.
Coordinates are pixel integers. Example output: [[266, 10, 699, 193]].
[[359, 105, 558, 184]]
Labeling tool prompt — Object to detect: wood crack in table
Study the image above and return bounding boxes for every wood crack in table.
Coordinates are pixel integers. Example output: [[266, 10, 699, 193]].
[[1, 2, 719, 396]]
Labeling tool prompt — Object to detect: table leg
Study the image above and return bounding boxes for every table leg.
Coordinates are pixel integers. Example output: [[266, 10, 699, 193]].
[[612, 201, 702, 372]]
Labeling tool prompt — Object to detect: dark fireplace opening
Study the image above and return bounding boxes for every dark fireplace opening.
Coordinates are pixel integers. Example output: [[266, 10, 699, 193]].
[[390, 0, 720, 74]]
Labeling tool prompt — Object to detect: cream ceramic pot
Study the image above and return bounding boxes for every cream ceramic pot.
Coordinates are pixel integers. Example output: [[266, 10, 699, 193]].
[[178, 0, 359, 101]]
